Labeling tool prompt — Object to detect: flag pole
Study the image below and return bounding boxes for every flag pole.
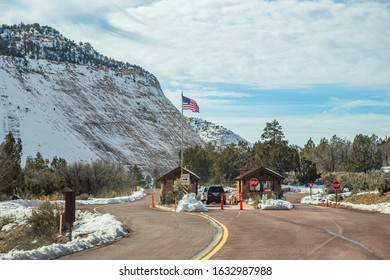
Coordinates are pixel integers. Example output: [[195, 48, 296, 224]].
[[181, 91, 184, 177]]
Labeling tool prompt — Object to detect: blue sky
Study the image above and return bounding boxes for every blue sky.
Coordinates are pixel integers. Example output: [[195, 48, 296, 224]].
[[2, 0, 389, 146]]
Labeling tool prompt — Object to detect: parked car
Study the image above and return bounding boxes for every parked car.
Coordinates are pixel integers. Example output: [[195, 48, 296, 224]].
[[200, 186, 209, 202], [205, 185, 226, 205]]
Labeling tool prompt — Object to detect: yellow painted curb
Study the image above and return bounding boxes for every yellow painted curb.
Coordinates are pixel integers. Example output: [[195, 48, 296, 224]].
[[150, 205, 229, 260], [194, 213, 229, 260]]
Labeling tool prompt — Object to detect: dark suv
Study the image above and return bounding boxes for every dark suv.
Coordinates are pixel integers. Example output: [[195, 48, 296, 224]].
[[205, 186, 226, 205]]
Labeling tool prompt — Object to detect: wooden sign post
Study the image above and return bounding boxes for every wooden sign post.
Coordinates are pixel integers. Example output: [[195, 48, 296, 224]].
[[64, 190, 76, 241]]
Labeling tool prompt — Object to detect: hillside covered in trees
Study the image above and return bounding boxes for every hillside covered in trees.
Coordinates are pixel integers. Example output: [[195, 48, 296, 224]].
[[0, 132, 149, 199]]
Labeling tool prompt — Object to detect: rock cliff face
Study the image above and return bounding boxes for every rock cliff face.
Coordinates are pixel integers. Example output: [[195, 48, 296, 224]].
[[0, 24, 204, 173]]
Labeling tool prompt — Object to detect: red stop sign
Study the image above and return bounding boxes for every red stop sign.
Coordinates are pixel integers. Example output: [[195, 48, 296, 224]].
[[308, 183, 314, 188], [332, 181, 341, 190], [250, 178, 259, 187]]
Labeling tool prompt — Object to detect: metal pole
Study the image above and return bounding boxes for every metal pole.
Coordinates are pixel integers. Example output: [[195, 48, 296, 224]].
[[68, 222, 72, 242], [59, 215, 63, 237], [181, 91, 184, 177]]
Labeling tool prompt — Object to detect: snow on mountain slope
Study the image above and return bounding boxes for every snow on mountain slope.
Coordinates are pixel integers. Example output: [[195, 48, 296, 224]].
[[0, 23, 251, 173], [0, 56, 203, 172], [187, 117, 251, 148]]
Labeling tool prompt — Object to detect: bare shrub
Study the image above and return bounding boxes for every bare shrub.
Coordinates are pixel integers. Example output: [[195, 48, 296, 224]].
[[26, 201, 64, 244]]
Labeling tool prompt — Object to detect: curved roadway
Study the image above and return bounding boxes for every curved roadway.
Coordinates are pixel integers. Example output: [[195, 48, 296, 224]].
[[60, 190, 217, 260], [60, 191, 390, 260]]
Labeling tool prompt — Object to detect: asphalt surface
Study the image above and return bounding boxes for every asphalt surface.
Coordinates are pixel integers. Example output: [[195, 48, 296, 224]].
[[59, 190, 217, 260], [59, 191, 390, 260]]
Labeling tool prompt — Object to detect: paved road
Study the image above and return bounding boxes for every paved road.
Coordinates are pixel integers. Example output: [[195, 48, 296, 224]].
[[59, 189, 217, 260], [60, 191, 390, 260], [207, 194, 390, 260]]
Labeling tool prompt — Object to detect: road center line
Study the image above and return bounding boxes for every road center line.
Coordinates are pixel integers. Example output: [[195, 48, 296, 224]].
[[326, 230, 374, 254]]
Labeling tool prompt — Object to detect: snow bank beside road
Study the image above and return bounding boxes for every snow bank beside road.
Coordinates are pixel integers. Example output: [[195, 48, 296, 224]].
[[76, 189, 145, 205], [176, 193, 208, 212], [0, 189, 145, 260], [300, 192, 390, 214], [260, 199, 293, 210], [0, 211, 126, 260]]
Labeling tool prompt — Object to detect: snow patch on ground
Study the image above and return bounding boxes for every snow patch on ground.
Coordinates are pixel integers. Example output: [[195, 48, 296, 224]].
[[300, 192, 390, 215], [260, 199, 293, 210], [0, 189, 145, 260], [176, 193, 208, 212]]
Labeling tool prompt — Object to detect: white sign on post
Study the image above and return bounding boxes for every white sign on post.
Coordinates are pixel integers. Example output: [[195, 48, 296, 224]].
[[181, 174, 190, 185]]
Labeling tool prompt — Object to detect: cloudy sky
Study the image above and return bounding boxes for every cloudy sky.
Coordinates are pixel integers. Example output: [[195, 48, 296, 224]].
[[2, 0, 389, 146]]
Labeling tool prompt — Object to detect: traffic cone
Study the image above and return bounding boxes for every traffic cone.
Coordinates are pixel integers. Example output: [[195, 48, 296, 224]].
[[151, 194, 155, 208]]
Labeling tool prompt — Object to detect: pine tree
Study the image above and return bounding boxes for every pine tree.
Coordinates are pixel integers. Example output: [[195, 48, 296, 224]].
[[345, 134, 382, 172], [151, 168, 161, 189], [0, 132, 24, 197], [379, 137, 390, 166], [261, 119, 284, 144], [183, 145, 213, 183], [253, 120, 298, 174], [128, 165, 144, 188]]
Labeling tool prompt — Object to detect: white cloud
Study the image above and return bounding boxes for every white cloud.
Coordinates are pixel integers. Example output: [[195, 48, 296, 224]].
[[103, 0, 390, 88], [2, 0, 389, 89], [211, 112, 390, 147], [287, 112, 390, 144], [2, 0, 389, 145], [328, 97, 390, 111]]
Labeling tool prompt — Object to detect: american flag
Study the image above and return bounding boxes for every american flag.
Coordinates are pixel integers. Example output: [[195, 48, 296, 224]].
[[182, 95, 199, 113]]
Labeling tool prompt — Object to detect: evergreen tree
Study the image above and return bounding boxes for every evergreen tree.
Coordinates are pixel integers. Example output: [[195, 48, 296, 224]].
[[379, 137, 390, 166], [212, 143, 249, 184], [251, 120, 298, 175], [296, 157, 320, 184], [144, 175, 152, 188], [301, 138, 316, 160], [151, 167, 161, 188], [0, 132, 24, 197], [128, 165, 144, 188], [261, 119, 284, 144], [24, 152, 60, 196], [50, 156, 67, 171], [183, 145, 213, 183], [345, 134, 382, 172]]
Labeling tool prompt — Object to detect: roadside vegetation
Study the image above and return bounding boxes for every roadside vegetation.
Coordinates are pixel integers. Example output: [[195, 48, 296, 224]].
[[0, 119, 389, 253], [0, 132, 149, 200], [181, 120, 389, 195], [1, 119, 389, 201], [344, 192, 390, 205], [0, 132, 150, 253], [0, 201, 67, 253]]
